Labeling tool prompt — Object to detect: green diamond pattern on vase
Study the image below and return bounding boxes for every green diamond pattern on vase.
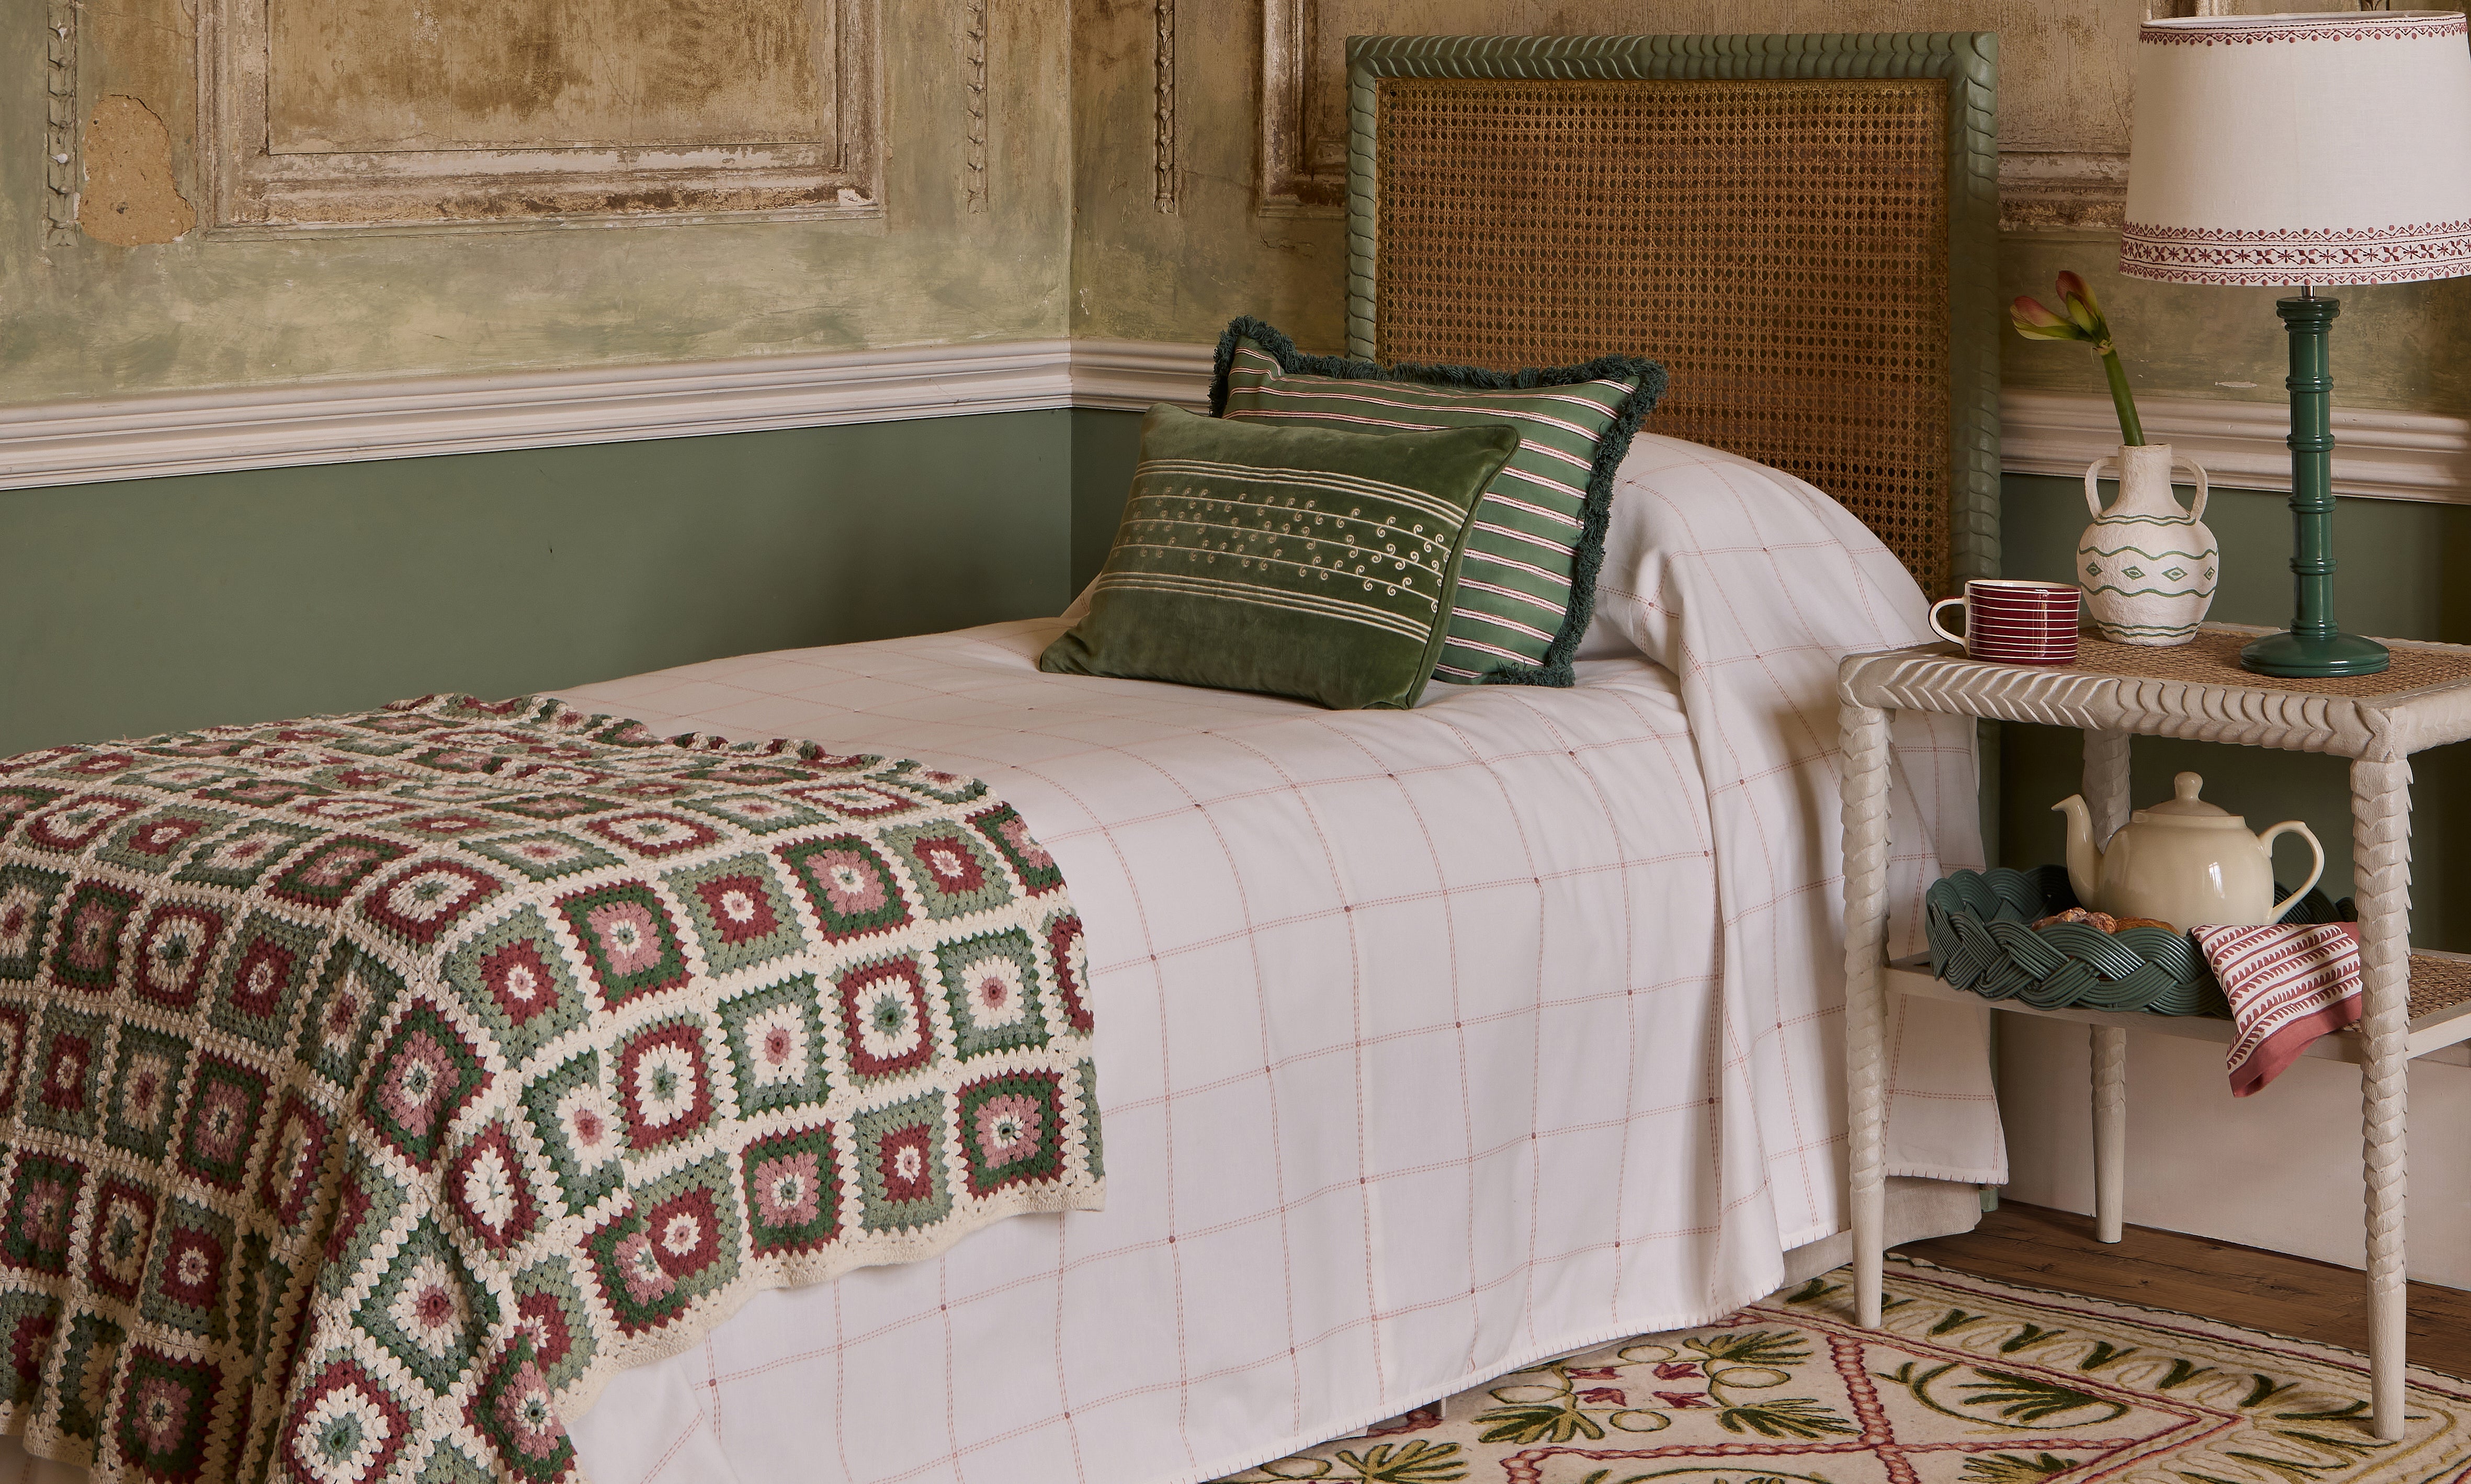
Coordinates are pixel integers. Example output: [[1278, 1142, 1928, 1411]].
[[446, 907, 588, 1064], [557, 881, 691, 1006], [0, 692, 1098, 1478], [667, 853, 803, 977], [938, 928, 1051, 1062], [853, 1093, 954, 1236], [718, 973, 829, 1115]]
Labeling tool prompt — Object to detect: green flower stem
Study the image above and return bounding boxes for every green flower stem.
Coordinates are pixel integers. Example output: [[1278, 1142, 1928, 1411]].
[[2100, 348, 2145, 447]]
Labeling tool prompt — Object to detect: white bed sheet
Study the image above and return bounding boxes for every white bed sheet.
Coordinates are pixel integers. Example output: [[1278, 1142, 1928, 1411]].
[[0, 437, 2001, 1484], [545, 525, 1999, 1483]]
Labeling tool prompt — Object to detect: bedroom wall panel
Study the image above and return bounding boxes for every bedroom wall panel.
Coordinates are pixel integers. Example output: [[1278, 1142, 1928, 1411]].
[[1, 0, 1068, 404], [1067, 0, 2471, 422], [0, 412, 1073, 758]]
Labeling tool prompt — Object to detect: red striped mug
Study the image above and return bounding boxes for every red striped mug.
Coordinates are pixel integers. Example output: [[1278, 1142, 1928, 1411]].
[[1927, 580, 2081, 665]]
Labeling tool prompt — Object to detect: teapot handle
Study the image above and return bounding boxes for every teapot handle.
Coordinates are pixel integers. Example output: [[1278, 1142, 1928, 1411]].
[[2264, 821, 2327, 922]]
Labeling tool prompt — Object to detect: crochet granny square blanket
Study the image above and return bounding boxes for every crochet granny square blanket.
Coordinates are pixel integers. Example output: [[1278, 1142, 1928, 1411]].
[[0, 695, 1102, 1483]]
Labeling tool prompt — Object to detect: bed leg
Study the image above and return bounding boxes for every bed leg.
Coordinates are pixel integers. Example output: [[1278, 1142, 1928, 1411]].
[[1842, 700, 1892, 1328]]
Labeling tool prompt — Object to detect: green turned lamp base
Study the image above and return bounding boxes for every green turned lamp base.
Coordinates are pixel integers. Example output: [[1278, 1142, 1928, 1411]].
[[2240, 628, 2391, 678]]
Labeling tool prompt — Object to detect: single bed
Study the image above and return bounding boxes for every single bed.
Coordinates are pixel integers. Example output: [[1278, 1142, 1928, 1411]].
[[0, 31, 2010, 1484]]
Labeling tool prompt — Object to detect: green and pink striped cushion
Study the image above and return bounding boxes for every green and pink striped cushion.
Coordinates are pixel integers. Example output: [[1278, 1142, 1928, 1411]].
[[1210, 317, 1663, 686]]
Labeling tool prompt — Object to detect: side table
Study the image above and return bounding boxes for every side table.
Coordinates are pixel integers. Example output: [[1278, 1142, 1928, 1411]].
[[1840, 623, 2471, 1441]]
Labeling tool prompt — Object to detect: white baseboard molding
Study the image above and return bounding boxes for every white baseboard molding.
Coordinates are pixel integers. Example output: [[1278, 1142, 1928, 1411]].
[[3, 341, 2463, 506], [2002, 389, 2471, 506]]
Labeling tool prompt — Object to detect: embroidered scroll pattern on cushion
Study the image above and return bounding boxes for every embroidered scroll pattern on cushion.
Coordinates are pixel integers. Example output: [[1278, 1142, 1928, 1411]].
[[0, 695, 1101, 1482]]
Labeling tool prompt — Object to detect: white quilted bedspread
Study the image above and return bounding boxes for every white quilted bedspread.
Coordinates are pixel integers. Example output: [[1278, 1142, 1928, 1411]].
[[520, 433, 2004, 1484]]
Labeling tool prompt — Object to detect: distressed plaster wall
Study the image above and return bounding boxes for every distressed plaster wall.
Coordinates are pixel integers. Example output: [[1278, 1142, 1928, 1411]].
[[1, 0, 1071, 403], [1072, 0, 2471, 416]]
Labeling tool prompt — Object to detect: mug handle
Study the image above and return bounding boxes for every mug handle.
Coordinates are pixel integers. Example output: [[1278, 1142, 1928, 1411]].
[[2082, 454, 2115, 518], [2174, 454, 2210, 522], [2263, 821, 2327, 921], [1928, 595, 1967, 647]]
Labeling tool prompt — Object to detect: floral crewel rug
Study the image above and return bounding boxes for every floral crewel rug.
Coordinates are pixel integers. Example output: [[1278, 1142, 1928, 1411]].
[[1221, 1255, 2471, 1483]]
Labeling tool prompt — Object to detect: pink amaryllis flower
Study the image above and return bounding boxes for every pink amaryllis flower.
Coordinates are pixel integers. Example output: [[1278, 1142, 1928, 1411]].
[[2012, 270, 2145, 446]]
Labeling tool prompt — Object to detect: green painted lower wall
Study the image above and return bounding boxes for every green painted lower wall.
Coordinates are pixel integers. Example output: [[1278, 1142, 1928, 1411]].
[[0, 411, 1074, 758]]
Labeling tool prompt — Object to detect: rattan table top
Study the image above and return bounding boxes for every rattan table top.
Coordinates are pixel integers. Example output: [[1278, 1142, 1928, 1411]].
[[2064, 626, 2471, 699]]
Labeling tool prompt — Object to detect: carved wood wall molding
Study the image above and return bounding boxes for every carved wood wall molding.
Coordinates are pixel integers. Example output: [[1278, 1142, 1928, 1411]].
[[1154, 0, 1177, 213], [1257, 1, 2145, 231], [42, 0, 78, 245], [194, 0, 885, 233], [965, 0, 990, 212]]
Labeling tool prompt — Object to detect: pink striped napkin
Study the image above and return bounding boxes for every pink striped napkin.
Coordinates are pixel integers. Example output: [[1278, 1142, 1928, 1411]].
[[2193, 922, 2364, 1096]]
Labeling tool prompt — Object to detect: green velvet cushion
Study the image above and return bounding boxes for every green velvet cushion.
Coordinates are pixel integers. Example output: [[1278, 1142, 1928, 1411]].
[[1210, 316, 1664, 688], [1039, 404, 1519, 710]]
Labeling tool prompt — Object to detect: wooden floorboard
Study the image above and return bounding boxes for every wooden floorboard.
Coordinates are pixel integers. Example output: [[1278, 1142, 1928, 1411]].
[[1906, 1199, 2471, 1381]]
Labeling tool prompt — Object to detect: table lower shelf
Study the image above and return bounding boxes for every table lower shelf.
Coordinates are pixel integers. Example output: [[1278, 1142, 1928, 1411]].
[[1886, 950, 2471, 1067]]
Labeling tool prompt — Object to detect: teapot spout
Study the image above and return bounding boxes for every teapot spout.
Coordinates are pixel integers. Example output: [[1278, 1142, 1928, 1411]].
[[2053, 794, 2101, 911]]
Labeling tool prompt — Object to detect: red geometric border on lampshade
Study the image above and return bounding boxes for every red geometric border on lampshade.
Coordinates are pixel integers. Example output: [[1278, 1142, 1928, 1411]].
[[2120, 10, 2471, 287]]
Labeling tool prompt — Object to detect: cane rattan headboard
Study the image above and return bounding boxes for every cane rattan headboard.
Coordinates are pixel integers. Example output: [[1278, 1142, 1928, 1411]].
[[1346, 33, 2001, 596]]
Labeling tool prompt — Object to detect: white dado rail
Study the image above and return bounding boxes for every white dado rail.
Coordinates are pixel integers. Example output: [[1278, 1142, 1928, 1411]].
[[1, 340, 2465, 505]]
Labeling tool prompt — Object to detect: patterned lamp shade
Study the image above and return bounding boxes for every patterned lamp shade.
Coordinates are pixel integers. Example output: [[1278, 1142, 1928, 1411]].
[[2120, 10, 2471, 286]]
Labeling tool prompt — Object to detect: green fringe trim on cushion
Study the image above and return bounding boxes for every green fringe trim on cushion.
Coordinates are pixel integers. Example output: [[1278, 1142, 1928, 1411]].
[[1208, 315, 1667, 687]]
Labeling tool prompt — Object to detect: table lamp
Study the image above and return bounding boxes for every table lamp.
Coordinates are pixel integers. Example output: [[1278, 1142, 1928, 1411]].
[[2119, 10, 2471, 677]]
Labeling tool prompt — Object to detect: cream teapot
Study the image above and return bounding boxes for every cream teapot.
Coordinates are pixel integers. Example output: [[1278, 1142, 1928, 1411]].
[[2052, 772, 2324, 931]]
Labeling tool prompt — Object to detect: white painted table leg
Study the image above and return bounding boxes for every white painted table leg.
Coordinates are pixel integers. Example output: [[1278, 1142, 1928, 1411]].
[[2354, 756, 2414, 1441], [2082, 729, 2133, 1243], [1842, 700, 1893, 1328]]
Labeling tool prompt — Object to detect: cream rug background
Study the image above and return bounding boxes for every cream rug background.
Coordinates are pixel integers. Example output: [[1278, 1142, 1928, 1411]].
[[1220, 1255, 2471, 1483]]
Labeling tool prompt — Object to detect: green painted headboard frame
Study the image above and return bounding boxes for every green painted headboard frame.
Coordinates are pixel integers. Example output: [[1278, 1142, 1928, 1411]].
[[1344, 32, 2002, 595]]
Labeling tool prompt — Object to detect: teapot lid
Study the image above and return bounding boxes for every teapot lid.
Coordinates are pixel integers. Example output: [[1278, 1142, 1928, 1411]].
[[2132, 772, 2247, 828]]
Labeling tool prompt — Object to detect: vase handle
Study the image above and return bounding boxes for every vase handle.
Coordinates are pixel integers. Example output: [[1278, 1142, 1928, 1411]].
[[2082, 454, 2114, 518], [2174, 454, 2209, 522]]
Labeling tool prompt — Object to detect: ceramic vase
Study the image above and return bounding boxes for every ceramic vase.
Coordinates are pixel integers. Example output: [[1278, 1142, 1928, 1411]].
[[2077, 442, 2218, 646]]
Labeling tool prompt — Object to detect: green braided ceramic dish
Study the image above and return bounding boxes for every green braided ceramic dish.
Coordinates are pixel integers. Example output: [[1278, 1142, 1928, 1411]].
[[1923, 866, 2344, 1017]]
